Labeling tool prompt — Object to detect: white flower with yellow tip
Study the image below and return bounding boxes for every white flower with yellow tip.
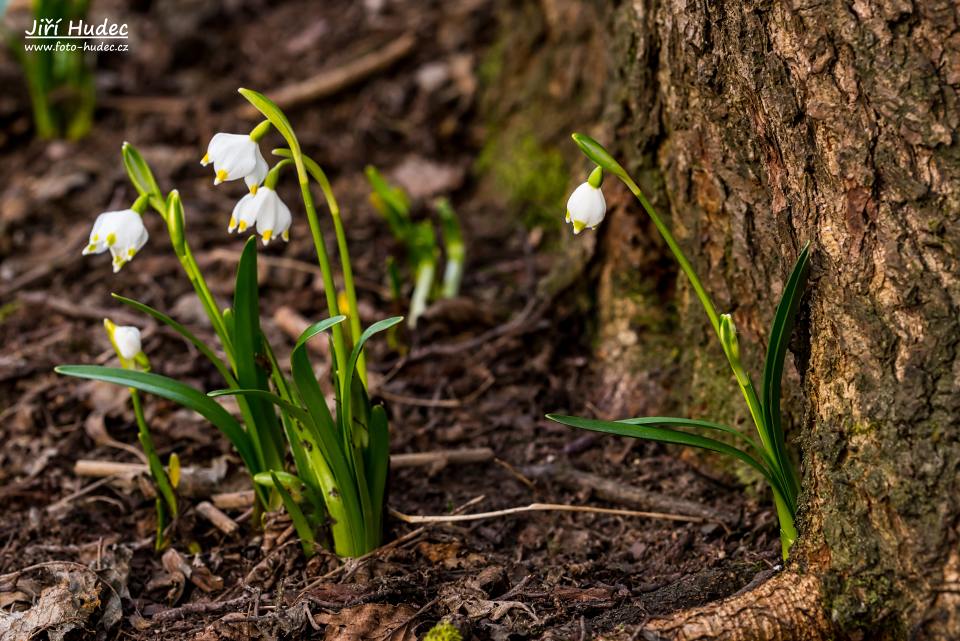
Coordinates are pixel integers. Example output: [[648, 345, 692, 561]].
[[82, 209, 149, 273], [565, 166, 606, 234], [201, 133, 268, 190], [228, 187, 291, 245]]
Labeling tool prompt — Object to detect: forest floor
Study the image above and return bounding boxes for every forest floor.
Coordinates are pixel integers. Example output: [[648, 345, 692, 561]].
[[0, 1, 779, 639]]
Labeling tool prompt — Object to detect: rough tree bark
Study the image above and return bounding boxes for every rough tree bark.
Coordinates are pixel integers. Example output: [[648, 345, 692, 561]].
[[599, 0, 960, 638], [484, 0, 960, 638]]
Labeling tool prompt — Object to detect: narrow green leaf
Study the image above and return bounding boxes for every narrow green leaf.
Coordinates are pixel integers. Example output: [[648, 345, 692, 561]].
[[761, 242, 810, 494], [232, 237, 283, 472], [291, 316, 345, 448], [254, 470, 305, 500], [364, 404, 390, 541], [112, 294, 235, 387], [546, 414, 783, 495], [341, 317, 404, 446], [56, 366, 260, 478], [617, 416, 767, 461], [208, 388, 311, 426]]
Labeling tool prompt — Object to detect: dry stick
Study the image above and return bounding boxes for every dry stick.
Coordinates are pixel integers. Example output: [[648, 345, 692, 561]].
[[195, 501, 239, 536], [389, 503, 705, 525], [377, 389, 462, 408], [152, 595, 250, 623], [238, 34, 416, 117], [523, 464, 733, 524], [203, 249, 390, 298], [75, 448, 495, 506]]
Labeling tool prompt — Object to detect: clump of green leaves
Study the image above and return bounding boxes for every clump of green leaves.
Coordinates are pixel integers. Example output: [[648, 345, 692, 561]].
[[365, 166, 465, 327], [58, 90, 401, 558], [10, 0, 96, 139], [549, 134, 810, 560]]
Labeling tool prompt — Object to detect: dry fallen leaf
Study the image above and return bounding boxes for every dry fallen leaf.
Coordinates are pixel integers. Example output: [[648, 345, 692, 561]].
[[0, 564, 101, 641], [316, 603, 417, 641]]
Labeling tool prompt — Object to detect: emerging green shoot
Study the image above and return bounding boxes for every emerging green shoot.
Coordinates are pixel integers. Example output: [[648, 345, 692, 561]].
[[10, 0, 96, 139], [365, 166, 465, 327]]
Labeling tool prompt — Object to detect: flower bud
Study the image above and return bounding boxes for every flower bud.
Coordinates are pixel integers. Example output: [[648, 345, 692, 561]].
[[104, 318, 143, 363]]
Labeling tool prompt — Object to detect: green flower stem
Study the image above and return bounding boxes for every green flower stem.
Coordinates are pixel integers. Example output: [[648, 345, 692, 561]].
[[619, 174, 721, 336], [301, 157, 366, 385], [131, 389, 178, 519], [621, 174, 796, 506], [296, 170, 348, 393]]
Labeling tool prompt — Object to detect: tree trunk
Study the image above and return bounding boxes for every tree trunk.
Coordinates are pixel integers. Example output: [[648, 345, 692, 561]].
[[485, 0, 960, 638]]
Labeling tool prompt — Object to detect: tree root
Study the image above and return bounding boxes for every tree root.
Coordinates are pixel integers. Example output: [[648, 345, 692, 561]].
[[640, 571, 830, 641]]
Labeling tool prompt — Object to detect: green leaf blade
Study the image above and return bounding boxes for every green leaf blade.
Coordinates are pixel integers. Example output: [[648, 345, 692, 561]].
[[56, 366, 259, 477]]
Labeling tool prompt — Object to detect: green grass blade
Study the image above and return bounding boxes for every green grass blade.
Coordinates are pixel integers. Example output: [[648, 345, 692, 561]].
[[761, 242, 810, 495], [56, 366, 261, 480]]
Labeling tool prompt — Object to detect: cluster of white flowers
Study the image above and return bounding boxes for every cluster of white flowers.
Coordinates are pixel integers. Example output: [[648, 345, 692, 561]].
[[83, 130, 294, 273], [203, 132, 292, 245]]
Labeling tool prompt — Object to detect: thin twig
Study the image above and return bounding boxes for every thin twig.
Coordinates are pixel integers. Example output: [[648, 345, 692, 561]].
[[238, 34, 416, 117], [297, 495, 486, 596], [389, 502, 704, 525]]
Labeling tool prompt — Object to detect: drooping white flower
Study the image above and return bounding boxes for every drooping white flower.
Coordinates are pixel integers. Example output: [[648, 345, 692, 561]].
[[228, 187, 291, 244], [82, 209, 149, 272], [201, 133, 268, 190], [565, 182, 606, 234], [229, 192, 258, 234], [112, 325, 142, 360]]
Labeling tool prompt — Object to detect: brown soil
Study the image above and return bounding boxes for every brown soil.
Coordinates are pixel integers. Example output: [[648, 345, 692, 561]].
[[0, 1, 779, 638]]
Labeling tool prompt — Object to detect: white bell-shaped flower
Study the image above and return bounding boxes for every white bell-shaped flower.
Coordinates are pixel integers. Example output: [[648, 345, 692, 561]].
[[565, 182, 606, 234], [112, 325, 142, 360], [255, 188, 292, 245], [228, 187, 291, 244], [201, 133, 268, 190], [82, 209, 149, 272]]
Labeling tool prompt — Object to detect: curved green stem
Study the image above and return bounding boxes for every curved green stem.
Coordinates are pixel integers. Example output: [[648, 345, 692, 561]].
[[619, 175, 720, 336], [300, 156, 365, 385], [296, 171, 348, 393]]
